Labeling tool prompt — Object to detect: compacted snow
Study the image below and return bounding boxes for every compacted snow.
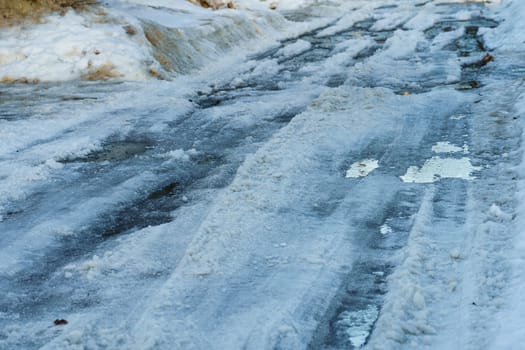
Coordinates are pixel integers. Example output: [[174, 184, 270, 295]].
[[1, 0, 525, 349]]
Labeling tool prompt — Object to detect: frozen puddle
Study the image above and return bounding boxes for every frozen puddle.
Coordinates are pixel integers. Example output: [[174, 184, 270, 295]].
[[346, 159, 379, 178], [431, 141, 469, 154], [400, 156, 481, 183]]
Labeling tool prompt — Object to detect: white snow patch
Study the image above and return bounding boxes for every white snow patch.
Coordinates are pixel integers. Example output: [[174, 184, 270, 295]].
[[371, 10, 414, 32], [400, 157, 481, 183], [316, 7, 372, 37], [381, 29, 426, 59], [79, 255, 102, 280], [251, 58, 281, 76], [154, 148, 198, 162], [450, 114, 466, 120], [449, 248, 462, 260], [412, 290, 426, 309], [45, 159, 64, 170], [404, 6, 439, 31], [65, 330, 83, 345], [345, 159, 379, 178], [380, 223, 393, 235], [430, 27, 464, 52], [431, 141, 468, 154], [487, 203, 512, 222], [276, 39, 312, 58]]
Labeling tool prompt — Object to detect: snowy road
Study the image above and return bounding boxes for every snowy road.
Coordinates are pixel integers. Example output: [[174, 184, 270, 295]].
[[1, 0, 524, 349]]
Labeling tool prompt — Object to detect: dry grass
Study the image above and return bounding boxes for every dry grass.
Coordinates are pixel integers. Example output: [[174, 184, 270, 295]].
[[0, 0, 98, 26], [143, 24, 184, 73], [122, 24, 137, 36], [143, 25, 164, 49], [81, 63, 122, 81], [187, 0, 235, 10], [0, 76, 40, 84]]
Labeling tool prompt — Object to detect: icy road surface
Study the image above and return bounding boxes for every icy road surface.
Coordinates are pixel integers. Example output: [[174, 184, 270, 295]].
[[1, 0, 525, 349]]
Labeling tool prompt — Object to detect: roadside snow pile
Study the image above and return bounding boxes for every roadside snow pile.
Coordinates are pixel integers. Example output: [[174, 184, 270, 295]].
[[481, 1, 525, 349], [0, 0, 293, 82], [490, 87, 525, 349], [0, 11, 151, 82], [481, 0, 523, 51]]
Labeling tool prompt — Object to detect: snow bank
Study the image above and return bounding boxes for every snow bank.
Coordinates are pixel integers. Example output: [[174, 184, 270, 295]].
[[480, 0, 522, 51], [489, 87, 525, 350], [0, 0, 304, 82], [477, 2, 525, 348], [0, 11, 151, 82]]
